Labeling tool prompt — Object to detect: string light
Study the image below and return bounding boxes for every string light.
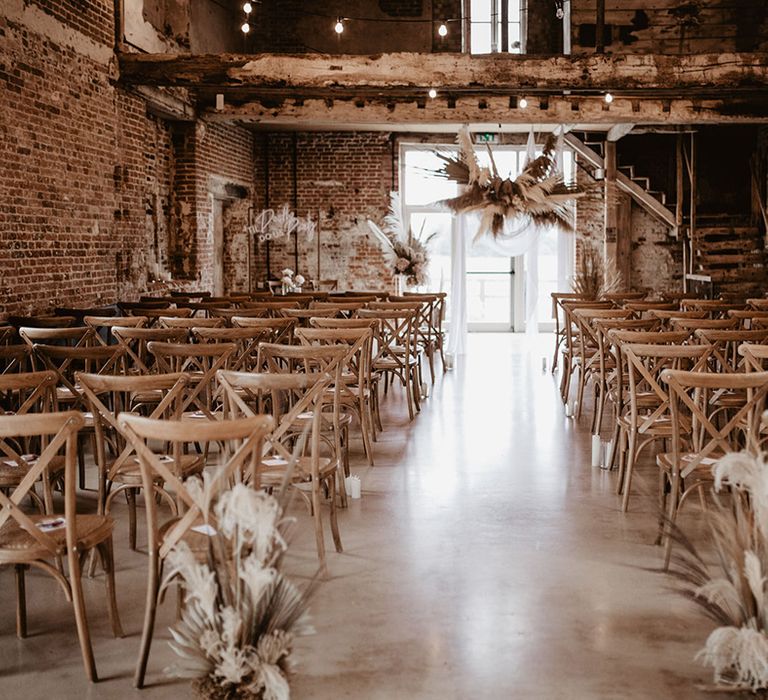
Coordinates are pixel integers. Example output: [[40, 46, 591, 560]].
[[243, 2, 252, 13], [334, 17, 345, 34], [438, 22, 448, 37], [518, 97, 528, 109], [428, 88, 437, 99], [241, 21, 250, 33], [604, 92, 614, 103]]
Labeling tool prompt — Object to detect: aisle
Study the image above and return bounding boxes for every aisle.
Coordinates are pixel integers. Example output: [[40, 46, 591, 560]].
[[0, 334, 712, 699], [289, 333, 712, 699]]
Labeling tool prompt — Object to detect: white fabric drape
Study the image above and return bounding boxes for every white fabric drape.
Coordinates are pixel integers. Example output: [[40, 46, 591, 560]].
[[446, 213, 469, 357]]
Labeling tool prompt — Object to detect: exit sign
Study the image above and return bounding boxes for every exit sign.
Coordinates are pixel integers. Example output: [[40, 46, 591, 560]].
[[475, 133, 499, 144]]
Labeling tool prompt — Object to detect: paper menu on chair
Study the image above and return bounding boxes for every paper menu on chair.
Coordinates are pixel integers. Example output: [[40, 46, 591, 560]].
[[188, 411, 207, 419], [37, 518, 66, 532], [191, 523, 217, 537], [682, 455, 718, 466], [263, 457, 288, 467], [3, 454, 37, 468]]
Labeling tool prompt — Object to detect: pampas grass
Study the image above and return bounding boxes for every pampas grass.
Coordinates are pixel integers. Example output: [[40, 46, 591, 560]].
[[668, 447, 768, 692], [428, 126, 582, 239], [571, 242, 622, 299]]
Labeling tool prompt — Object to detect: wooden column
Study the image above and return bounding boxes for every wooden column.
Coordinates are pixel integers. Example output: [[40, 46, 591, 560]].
[[595, 0, 605, 53], [604, 140, 618, 279], [676, 133, 687, 291]]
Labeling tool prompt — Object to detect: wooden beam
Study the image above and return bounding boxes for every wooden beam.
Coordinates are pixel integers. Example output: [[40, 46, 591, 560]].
[[117, 51, 768, 95], [604, 139, 618, 264], [606, 123, 635, 141], [596, 0, 605, 53]]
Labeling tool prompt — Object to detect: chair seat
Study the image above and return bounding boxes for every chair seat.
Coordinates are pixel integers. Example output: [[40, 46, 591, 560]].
[[130, 389, 164, 406], [0, 455, 65, 487], [158, 515, 214, 559], [108, 453, 204, 485], [0, 514, 114, 562], [656, 451, 720, 479], [710, 390, 747, 408], [260, 455, 337, 485]]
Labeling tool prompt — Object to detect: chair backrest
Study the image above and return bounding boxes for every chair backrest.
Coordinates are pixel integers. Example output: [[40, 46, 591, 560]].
[[118, 413, 273, 558], [208, 308, 266, 323], [662, 369, 768, 476], [32, 344, 126, 409], [0, 345, 33, 375], [739, 342, 768, 371], [357, 308, 416, 369], [9, 315, 77, 329], [0, 370, 57, 419], [231, 317, 297, 345], [310, 317, 379, 330], [622, 343, 712, 435], [623, 301, 677, 313], [278, 308, 340, 325], [192, 327, 272, 372], [148, 341, 237, 416], [84, 315, 147, 346], [159, 316, 225, 329], [112, 326, 189, 374], [747, 298, 768, 311], [680, 299, 740, 317], [323, 295, 378, 304], [77, 371, 190, 485], [693, 329, 768, 372], [671, 317, 739, 331], [20, 325, 95, 350], [310, 301, 368, 317], [240, 301, 301, 317], [648, 309, 707, 323], [0, 411, 84, 555], [600, 291, 647, 303]]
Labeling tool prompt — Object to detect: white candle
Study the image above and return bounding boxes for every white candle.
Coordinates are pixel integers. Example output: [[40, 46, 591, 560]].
[[591, 434, 602, 467]]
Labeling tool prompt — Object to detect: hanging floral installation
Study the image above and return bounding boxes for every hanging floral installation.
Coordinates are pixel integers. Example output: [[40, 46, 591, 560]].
[[426, 126, 583, 240], [162, 475, 314, 699], [367, 192, 437, 287], [669, 446, 768, 692]]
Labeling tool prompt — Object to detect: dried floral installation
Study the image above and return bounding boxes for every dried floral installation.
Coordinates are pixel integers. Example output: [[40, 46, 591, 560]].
[[571, 241, 622, 299], [367, 192, 437, 287], [668, 448, 768, 692], [426, 126, 582, 240], [162, 467, 315, 699]]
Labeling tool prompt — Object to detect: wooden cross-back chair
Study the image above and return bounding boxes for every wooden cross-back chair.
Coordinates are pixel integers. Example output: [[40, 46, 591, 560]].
[[726, 309, 768, 329], [255, 342, 349, 502], [0, 411, 122, 682], [279, 307, 340, 327], [207, 307, 266, 323], [558, 300, 614, 404], [746, 298, 768, 311], [231, 316, 297, 346], [658, 369, 768, 568], [147, 341, 237, 418], [310, 300, 368, 318], [111, 326, 189, 374], [20, 325, 96, 357], [591, 317, 660, 434], [9, 315, 77, 329], [118, 412, 273, 688], [648, 309, 707, 329], [622, 301, 677, 316], [680, 299, 740, 317], [693, 328, 768, 374], [571, 307, 634, 422], [324, 295, 378, 304], [404, 291, 447, 375], [130, 306, 192, 327], [118, 301, 171, 316], [358, 308, 421, 420], [601, 291, 647, 304], [168, 290, 211, 300], [77, 371, 202, 551], [83, 315, 147, 346], [617, 342, 712, 514], [295, 326, 377, 466], [218, 370, 343, 572], [671, 317, 739, 332], [192, 326, 272, 373], [0, 325, 18, 345], [0, 344, 32, 374], [550, 292, 588, 374], [0, 370, 61, 514], [738, 342, 768, 372]]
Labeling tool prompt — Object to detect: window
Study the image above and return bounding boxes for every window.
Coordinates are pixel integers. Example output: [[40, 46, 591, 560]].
[[470, 0, 523, 54]]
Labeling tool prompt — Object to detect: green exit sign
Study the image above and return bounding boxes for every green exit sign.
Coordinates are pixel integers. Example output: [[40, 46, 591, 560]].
[[475, 133, 499, 144]]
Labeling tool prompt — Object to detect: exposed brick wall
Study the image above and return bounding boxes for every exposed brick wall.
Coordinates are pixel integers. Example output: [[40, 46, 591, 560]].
[[30, 0, 115, 47], [249, 132, 396, 291], [0, 13, 173, 315]]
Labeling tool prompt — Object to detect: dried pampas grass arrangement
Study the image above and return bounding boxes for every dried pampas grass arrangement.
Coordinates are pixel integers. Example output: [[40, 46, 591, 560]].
[[668, 449, 768, 692], [571, 243, 622, 299]]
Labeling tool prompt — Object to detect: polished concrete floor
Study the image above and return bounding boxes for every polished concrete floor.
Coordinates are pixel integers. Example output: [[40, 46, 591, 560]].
[[0, 334, 717, 699]]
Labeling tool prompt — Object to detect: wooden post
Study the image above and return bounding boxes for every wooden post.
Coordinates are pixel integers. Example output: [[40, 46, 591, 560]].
[[316, 210, 321, 284], [676, 133, 686, 291], [604, 139, 619, 276], [462, 0, 471, 52], [689, 132, 697, 293], [617, 194, 632, 289], [596, 0, 605, 53], [501, 0, 509, 52]]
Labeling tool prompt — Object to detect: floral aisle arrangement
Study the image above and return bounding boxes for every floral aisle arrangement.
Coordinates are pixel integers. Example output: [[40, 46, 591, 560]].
[[669, 448, 768, 692], [162, 479, 314, 699], [425, 126, 583, 240], [570, 241, 622, 299], [280, 269, 305, 293], [367, 192, 436, 287]]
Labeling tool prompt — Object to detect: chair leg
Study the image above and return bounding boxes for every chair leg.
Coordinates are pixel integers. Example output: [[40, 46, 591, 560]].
[[98, 539, 124, 638], [69, 548, 98, 682], [126, 488, 137, 551], [329, 476, 343, 553], [360, 399, 374, 467], [134, 553, 160, 688], [663, 473, 682, 570], [15, 564, 27, 639], [311, 481, 327, 577], [620, 431, 637, 512]]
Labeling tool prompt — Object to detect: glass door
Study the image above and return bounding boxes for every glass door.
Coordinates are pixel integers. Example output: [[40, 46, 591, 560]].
[[466, 255, 514, 331]]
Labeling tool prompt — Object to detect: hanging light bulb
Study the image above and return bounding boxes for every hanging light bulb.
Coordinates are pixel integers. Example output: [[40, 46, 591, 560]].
[[241, 21, 250, 33], [334, 17, 345, 34], [428, 88, 438, 99], [519, 97, 528, 109], [243, 2, 252, 13], [604, 92, 614, 103], [438, 22, 448, 37]]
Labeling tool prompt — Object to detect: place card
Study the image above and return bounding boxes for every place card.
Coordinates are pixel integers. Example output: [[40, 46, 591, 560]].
[[263, 457, 288, 467], [191, 523, 217, 537], [38, 518, 66, 532]]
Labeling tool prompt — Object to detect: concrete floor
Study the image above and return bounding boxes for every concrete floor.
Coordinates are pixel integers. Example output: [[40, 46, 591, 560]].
[[0, 333, 717, 699]]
